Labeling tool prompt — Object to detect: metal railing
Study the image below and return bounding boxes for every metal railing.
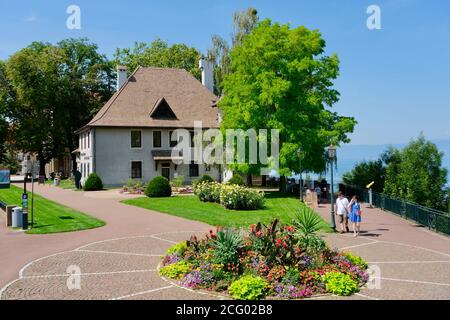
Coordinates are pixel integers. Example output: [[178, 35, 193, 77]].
[[339, 184, 450, 236]]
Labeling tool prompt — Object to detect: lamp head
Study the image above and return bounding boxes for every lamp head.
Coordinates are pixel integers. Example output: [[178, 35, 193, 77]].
[[327, 145, 337, 159]]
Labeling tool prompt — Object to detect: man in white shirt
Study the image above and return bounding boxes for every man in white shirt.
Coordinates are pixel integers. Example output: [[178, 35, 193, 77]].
[[335, 191, 350, 233]]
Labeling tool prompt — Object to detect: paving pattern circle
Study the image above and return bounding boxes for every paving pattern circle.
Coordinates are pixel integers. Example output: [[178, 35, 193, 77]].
[[1, 231, 449, 300]]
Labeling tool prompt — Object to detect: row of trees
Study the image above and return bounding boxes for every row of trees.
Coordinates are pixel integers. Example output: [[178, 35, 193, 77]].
[[0, 8, 357, 191], [343, 135, 449, 212]]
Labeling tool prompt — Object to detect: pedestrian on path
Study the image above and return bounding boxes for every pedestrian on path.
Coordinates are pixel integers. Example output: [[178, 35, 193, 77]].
[[348, 195, 362, 237], [315, 186, 322, 205], [335, 192, 350, 233]]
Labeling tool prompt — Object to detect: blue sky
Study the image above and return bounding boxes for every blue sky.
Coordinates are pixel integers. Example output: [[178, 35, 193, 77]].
[[1, 0, 450, 145]]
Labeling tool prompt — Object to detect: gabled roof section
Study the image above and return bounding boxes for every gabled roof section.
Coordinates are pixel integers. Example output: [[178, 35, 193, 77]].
[[84, 66, 219, 129], [150, 97, 177, 120]]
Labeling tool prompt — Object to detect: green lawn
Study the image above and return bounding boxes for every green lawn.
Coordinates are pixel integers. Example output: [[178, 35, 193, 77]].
[[45, 179, 77, 190], [0, 185, 105, 234], [122, 192, 332, 232]]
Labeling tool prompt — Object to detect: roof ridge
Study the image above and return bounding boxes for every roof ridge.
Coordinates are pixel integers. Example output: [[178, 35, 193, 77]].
[[88, 65, 142, 126], [140, 66, 187, 72]]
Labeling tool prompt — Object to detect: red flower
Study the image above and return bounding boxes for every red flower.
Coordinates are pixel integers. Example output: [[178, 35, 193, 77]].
[[275, 238, 283, 247], [284, 226, 295, 233]]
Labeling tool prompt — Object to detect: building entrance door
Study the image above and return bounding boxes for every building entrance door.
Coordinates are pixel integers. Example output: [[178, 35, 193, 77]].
[[161, 163, 170, 180]]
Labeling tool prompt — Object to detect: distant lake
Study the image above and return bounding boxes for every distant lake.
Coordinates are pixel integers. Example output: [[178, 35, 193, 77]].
[[289, 139, 450, 187], [333, 139, 450, 185]]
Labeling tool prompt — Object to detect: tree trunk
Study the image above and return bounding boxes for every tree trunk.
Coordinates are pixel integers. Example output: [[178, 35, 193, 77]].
[[71, 152, 77, 172], [37, 151, 47, 177], [279, 175, 286, 192], [246, 173, 253, 187], [261, 175, 267, 187]]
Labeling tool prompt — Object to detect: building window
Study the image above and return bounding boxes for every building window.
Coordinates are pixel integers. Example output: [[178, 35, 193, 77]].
[[131, 161, 142, 179], [169, 131, 177, 147], [87, 163, 90, 176], [87, 132, 90, 149], [153, 131, 161, 148], [131, 130, 142, 148], [189, 162, 199, 177], [205, 164, 211, 172]]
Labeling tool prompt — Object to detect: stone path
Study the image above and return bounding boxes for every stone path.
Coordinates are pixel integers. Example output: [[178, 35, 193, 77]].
[[1, 185, 449, 300]]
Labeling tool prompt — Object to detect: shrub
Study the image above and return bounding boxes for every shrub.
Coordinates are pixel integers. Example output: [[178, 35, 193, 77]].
[[83, 173, 103, 191], [227, 174, 245, 186], [228, 275, 268, 300], [220, 184, 265, 210], [343, 252, 368, 270], [192, 174, 214, 188], [171, 175, 185, 188], [159, 260, 193, 279], [322, 271, 359, 296], [145, 176, 172, 197], [292, 207, 324, 239], [167, 241, 188, 256], [211, 229, 244, 266], [194, 182, 222, 203], [198, 174, 214, 184]]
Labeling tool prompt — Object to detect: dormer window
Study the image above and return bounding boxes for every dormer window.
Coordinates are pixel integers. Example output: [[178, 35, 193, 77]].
[[150, 97, 177, 120]]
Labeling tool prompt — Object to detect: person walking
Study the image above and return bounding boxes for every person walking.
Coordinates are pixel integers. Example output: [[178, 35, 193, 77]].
[[348, 195, 362, 237], [335, 192, 350, 233], [315, 186, 322, 205]]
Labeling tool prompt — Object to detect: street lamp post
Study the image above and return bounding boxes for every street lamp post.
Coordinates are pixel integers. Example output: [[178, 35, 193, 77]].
[[327, 145, 337, 230], [297, 148, 303, 202]]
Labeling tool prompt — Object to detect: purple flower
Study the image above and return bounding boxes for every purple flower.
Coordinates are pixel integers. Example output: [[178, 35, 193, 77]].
[[179, 264, 214, 288], [162, 252, 181, 266], [180, 271, 203, 288], [273, 281, 314, 299], [300, 255, 312, 267]]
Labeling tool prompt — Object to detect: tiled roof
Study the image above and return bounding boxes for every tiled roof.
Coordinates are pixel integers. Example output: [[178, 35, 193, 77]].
[[85, 66, 219, 129]]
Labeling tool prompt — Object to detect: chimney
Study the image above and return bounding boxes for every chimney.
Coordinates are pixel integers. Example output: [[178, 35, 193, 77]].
[[116, 65, 128, 91], [199, 58, 214, 93]]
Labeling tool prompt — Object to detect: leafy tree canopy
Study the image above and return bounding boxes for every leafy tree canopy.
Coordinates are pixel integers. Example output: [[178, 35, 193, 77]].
[[114, 38, 201, 80], [219, 19, 357, 177], [384, 135, 448, 210], [1, 38, 114, 174], [208, 7, 259, 96], [342, 159, 386, 193]]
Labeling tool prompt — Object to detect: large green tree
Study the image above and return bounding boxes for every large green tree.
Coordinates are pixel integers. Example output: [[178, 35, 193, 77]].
[[342, 160, 386, 193], [219, 20, 356, 190], [3, 43, 67, 175], [1, 39, 114, 175], [114, 39, 201, 79], [56, 38, 114, 169], [384, 135, 448, 210], [208, 8, 259, 96], [0, 116, 7, 162]]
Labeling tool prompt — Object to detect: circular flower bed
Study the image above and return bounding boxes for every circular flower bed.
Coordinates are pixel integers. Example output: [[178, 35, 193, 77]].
[[159, 217, 369, 300]]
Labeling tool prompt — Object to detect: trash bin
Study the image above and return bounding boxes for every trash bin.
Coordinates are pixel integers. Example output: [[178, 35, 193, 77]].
[[54, 178, 60, 186], [12, 207, 22, 228]]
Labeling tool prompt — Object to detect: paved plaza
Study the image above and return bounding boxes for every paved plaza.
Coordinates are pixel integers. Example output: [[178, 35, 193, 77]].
[[1, 185, 449, 300]]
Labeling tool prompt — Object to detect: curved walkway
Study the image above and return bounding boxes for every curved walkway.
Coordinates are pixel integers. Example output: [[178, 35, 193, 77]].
[[0, 184, 211, 291], [1, 185, 449, 299]]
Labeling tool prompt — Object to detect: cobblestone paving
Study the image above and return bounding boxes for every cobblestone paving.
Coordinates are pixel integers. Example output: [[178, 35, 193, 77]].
[[2, 231, 449, 300]]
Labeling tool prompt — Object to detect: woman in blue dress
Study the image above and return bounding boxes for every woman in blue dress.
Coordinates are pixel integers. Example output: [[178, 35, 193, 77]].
[[348, 195, 362, 237]]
